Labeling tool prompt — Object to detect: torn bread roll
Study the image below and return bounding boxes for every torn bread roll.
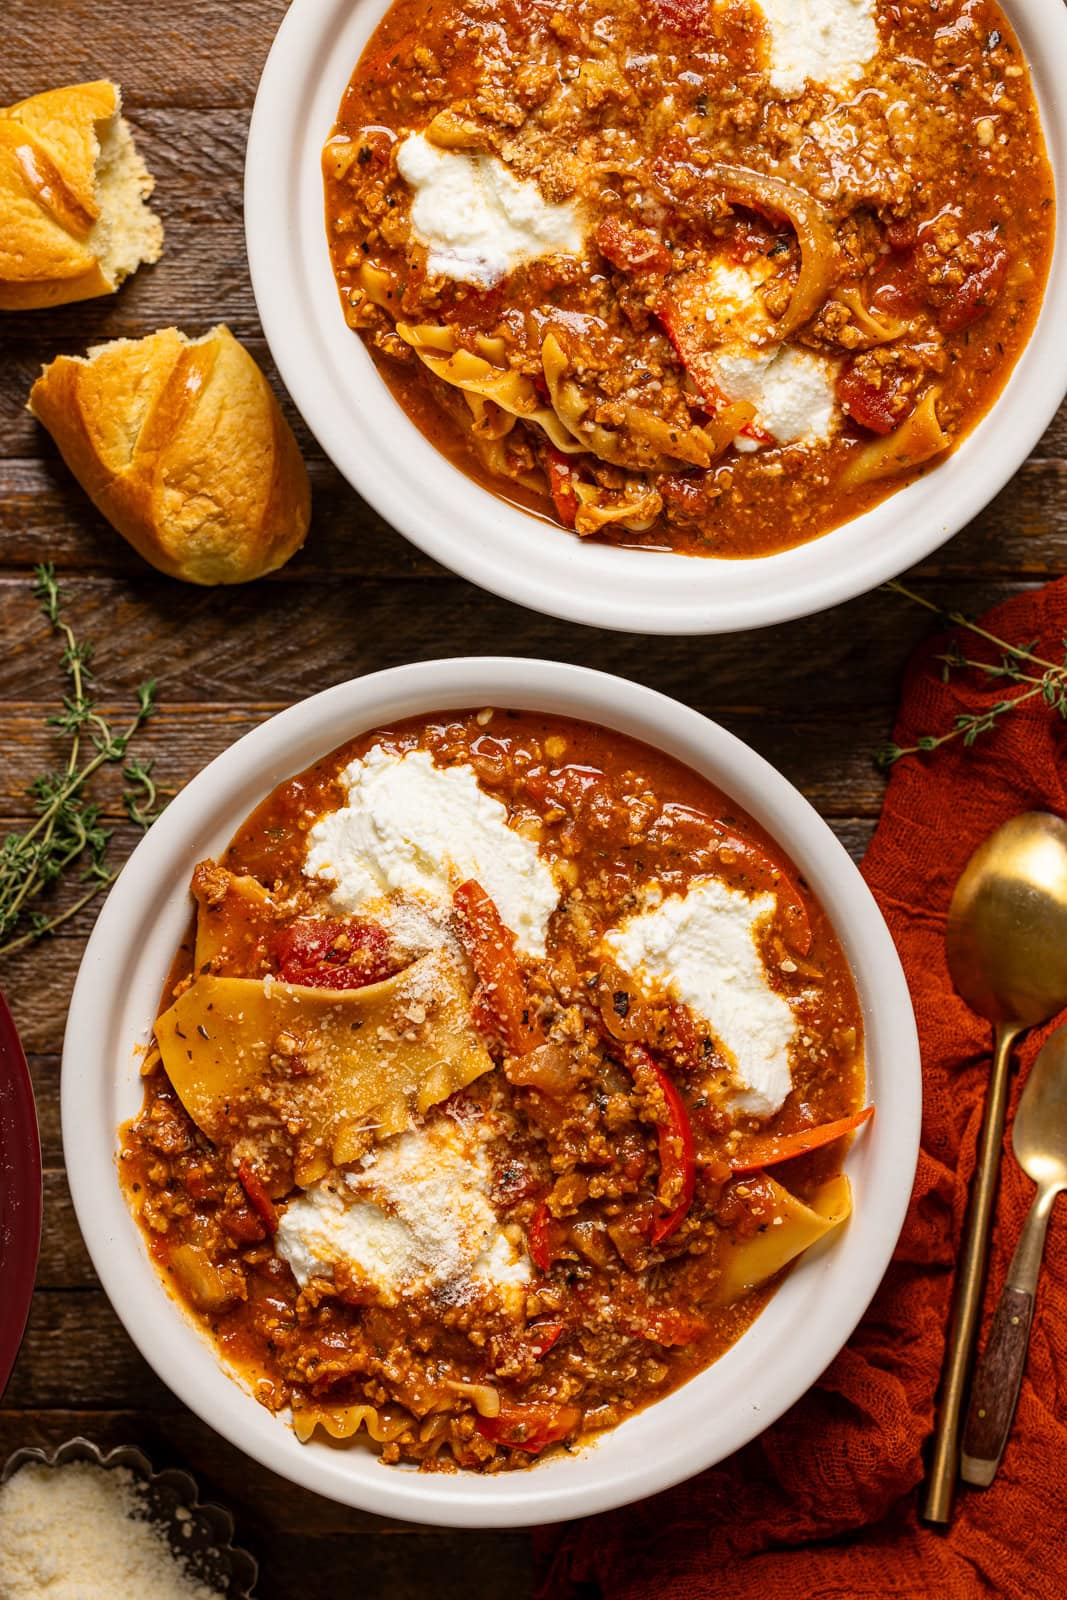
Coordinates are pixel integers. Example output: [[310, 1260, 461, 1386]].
[[29, 327, 312, 584], [0, 80, 163, 310]]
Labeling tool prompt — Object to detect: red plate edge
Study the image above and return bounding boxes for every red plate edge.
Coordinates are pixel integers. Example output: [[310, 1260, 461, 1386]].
[[0, 989, 42, 1396]]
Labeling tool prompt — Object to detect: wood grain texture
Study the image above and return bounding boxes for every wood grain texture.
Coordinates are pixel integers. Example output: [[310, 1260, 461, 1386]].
[[960, 1284, 1036, 1484], [1, 0, 1065, 1592]]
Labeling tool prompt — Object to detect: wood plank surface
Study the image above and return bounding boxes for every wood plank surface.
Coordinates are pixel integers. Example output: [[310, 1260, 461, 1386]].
[[1, 1, 1064, 1596]]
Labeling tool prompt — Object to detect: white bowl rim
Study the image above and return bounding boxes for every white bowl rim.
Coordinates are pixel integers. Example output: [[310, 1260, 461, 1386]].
[[244, 0, 1067, 635], [62, 659, 921, 1528]]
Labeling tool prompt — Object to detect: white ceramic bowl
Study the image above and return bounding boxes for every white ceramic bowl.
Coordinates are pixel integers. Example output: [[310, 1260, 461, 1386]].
[[245, 0, 1067, 635], [63, 660, 920, 1527]]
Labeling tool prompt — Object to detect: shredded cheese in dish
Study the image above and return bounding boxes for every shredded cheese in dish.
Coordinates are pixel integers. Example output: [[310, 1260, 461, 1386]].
[[0, 1463, 223, 1600]]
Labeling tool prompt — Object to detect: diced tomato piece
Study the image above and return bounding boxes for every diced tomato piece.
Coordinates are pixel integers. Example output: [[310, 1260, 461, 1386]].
[[220, 1202, 266, 1245], [453, 880, 545, 1055], [632, 1306, 707, 1346], [650, 0, 711, 33], [526, 1320, 564, 1357], [885, 219, 918, 252], [351, 125, 395, 164], [729, 1105, 874, 1174], [836, 364, 903, 436], [544, 446, 580, 529], [361, 28, 417, 85], [595, 217, 672, 276], [667, 1002, 700, 1063], [476, 1400, 582, 1454], [237, 1163, 279, 1234], [436, 279, 506, 330], [270, 918, 393, 989], [938, 238, 1009, 332]]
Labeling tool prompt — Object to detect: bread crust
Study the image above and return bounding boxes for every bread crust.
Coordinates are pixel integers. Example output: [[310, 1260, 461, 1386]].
[[29, 327, 312, 584], [0, 80, 162, 310]]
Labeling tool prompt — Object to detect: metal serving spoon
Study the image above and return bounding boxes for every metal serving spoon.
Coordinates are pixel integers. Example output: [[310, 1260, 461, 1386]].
[[960, 1025, 1067, 1486], [923, 812, 1067, 1524]]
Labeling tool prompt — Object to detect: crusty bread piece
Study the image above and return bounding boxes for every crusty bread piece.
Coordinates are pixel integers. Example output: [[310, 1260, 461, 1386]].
[[0, 80, 163, 310], [29, 327, 312, 584]]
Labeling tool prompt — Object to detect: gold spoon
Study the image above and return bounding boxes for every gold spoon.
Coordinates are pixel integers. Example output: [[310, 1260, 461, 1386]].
[[923, 811, 1067, 1524], [960, 1025, 1067, 1486]]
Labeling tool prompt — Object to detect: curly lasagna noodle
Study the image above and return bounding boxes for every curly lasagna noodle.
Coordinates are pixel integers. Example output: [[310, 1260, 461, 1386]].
[[121, 710, 869, 1469], [322, 0, 1053, 555]]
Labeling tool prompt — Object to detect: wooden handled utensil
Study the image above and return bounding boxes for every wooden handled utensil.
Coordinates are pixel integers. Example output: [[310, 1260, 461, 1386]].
[[923, 812, 1067, 1524], [961, 1025, 1067, 1486]]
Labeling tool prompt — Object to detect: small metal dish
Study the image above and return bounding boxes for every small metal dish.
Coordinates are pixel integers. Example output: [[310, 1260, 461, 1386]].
[[1, 1437, 258, 1597]]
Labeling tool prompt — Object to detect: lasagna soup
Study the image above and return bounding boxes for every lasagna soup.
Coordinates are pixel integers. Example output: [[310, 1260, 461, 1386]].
[[121, 710, 869, 1469], [323, 0, 1053, 556]]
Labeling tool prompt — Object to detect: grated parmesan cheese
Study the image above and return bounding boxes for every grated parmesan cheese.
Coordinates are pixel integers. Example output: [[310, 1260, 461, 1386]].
[[304, 744, 560, 957], [0, 1463, 224, 1599], [277, 1110, 530, 1313]]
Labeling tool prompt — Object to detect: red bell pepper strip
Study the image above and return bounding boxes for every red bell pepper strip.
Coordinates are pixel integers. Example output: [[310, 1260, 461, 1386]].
[[237, 1163, 279, 1234], [476, 1400, 582, 1454], [527, 1201, 558, 1272], [630, 1048, 696, 1244], [453, 880, 545, 1055], [728, 1105, 874, 1175]]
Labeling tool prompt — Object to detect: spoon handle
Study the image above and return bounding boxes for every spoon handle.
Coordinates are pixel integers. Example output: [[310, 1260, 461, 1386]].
[[923, 1020, 1020, 1524], [960, 1183, 1059, 1486]]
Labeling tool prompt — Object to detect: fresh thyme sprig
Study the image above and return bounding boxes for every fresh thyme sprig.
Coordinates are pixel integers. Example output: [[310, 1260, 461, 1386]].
[[0, 565, 161, 960], [876, 580, 1067, 768]]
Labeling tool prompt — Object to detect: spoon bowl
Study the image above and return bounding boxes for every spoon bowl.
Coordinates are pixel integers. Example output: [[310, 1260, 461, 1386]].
[[946, 812, 1067, 1027]]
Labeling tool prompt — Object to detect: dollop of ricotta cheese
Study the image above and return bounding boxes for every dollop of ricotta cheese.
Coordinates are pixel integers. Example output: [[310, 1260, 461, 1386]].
[[693, 258, 840, 447], [395, 133, 585, 287], [755, 0, 879, 98], [713, 344, 840, 447], [305, 745, 559, 957], [603, 876, 797, 1117], [276, 1114, 530, 1313]]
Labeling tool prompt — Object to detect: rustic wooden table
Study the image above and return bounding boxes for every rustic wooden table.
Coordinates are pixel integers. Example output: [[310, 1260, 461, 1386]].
[[1, 2, 1063, 1595]]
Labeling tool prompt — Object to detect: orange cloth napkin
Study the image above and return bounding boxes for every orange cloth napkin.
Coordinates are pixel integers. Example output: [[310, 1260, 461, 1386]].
[[538, 580, 1067, 1599]]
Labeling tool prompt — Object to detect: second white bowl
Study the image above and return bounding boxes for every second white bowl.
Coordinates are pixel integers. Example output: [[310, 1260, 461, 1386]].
[[245, 0, 1067, 634]]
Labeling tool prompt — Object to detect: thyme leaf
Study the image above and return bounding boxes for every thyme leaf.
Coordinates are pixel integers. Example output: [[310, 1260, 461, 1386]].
[[876, 581, 1067, 768], [0, 566, 162, 960]]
